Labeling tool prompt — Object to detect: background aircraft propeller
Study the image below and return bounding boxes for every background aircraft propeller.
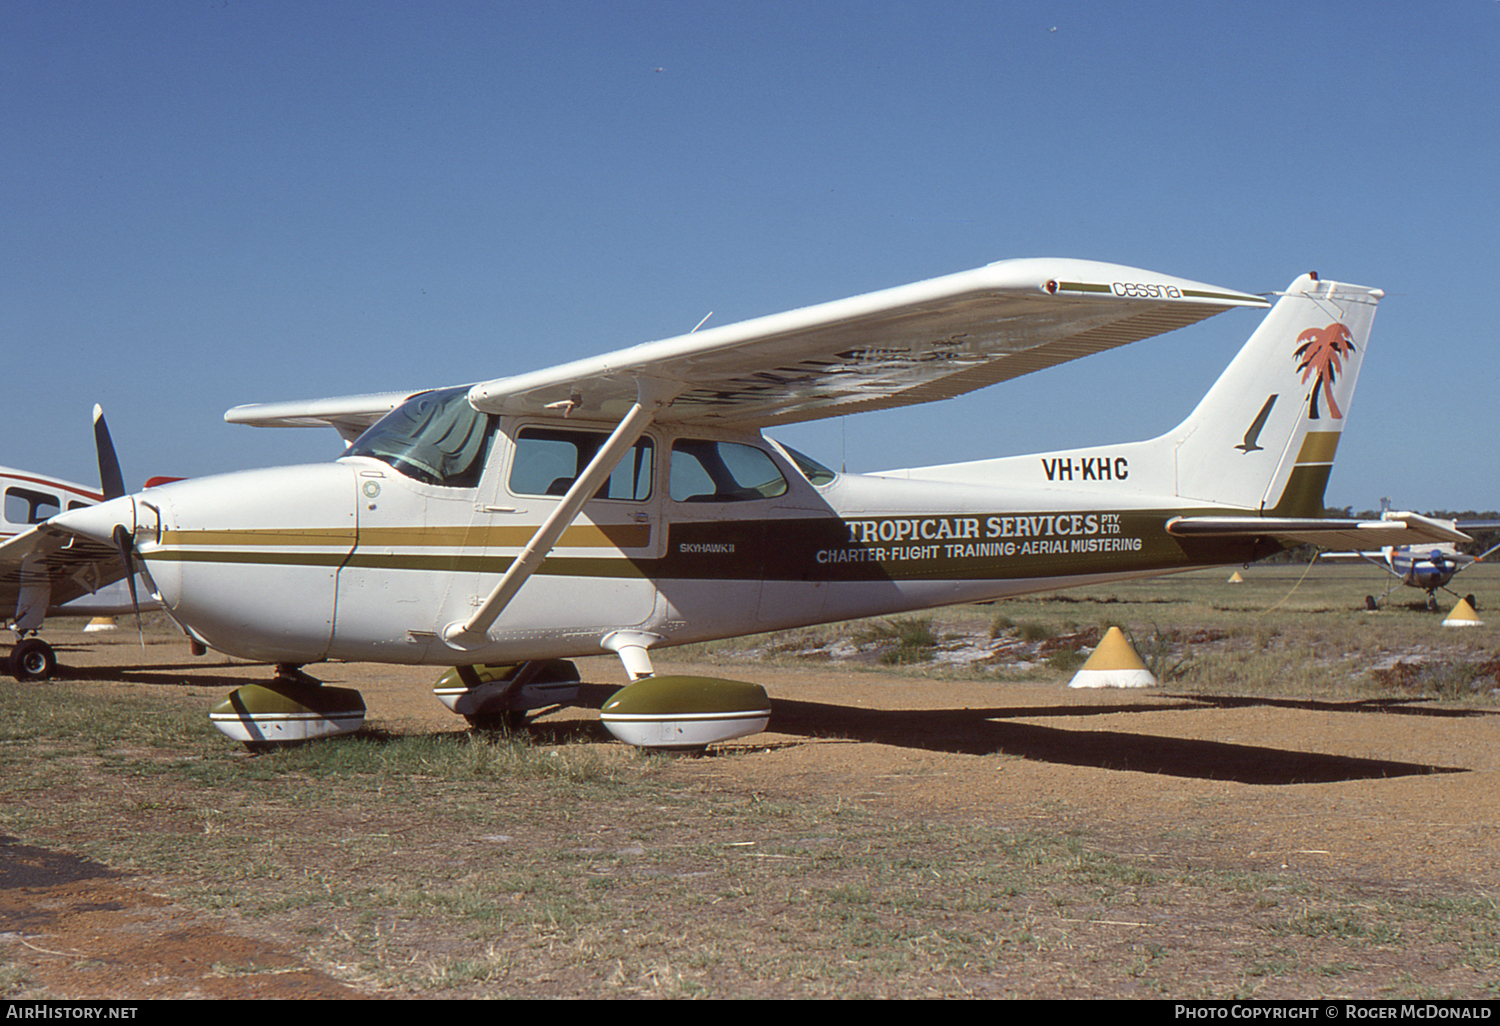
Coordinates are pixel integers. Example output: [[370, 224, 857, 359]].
[[111, 523, 146, 645], [93, 404, 124, 501], [95, 405, 144, 644]]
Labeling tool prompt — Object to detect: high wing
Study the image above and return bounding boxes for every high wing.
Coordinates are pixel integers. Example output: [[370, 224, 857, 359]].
[[224, 390, 419, 443], [225, 258, 1268, 433], [1167, 512, 1472, 552]]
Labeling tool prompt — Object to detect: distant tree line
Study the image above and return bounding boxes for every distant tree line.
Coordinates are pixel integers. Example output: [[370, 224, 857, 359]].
[[1256, 508, 1500, 564]]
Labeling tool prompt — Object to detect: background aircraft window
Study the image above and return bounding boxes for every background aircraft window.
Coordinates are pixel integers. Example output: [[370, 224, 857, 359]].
[[5, 487, 61, 525], [670, 440, 788, 502], [509, 428, 654, 501], [345, 386, 497, 488]]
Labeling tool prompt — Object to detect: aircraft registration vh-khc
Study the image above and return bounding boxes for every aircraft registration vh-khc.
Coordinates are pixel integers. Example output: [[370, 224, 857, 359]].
[[27, 257, 1472, 749]]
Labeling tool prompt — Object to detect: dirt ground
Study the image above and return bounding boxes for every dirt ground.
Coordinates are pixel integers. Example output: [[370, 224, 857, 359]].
[[4, 625, 1499, 998]]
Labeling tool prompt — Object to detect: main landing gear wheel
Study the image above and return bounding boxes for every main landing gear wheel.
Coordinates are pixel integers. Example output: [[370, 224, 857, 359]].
[[9, 638, 57, 682]]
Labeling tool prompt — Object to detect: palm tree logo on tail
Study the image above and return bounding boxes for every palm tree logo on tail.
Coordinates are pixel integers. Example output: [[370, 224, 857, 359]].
[[1294, 323, 1356, 419]]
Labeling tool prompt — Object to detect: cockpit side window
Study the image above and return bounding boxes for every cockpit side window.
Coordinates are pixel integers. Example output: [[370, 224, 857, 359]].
[[509, 427, 655, 501], [344, 386, 497, 488], [670, 440, 788, 502]]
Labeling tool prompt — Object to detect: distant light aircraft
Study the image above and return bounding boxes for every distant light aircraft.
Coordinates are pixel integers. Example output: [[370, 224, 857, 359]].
[[1, 407, 157, 680], [28, 259, 1470, 748], [1320, 501, 1500, 610]]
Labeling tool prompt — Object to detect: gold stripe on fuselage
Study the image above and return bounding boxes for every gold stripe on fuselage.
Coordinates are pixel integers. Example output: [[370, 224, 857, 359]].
[[159, 523, 651, 549]]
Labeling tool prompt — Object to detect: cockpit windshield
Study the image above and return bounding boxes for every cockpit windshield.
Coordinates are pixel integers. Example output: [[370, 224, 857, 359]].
[[344, 386, 497, 488]]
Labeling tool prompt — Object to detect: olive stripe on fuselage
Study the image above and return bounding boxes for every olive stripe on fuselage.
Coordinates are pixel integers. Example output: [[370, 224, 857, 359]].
[[141, 508, 1277, 584]]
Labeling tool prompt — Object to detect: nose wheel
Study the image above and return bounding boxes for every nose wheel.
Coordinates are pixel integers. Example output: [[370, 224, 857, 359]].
[[8, 638, 58, 681]]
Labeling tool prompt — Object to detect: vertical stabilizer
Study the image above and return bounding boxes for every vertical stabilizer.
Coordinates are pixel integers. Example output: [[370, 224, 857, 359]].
[[1169, 274, 1381, 514]]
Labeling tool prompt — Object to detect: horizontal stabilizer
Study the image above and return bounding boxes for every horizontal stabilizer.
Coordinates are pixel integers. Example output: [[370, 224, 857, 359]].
[[1166, 512, 1471, 551]]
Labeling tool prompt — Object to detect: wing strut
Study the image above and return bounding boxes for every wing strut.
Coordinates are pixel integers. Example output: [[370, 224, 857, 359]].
[[440, 378, 678, 652]]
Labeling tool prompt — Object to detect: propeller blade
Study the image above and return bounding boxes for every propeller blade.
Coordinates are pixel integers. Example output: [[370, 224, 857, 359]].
[[111, 523, 145, 647], [93, 405, 125, 501]]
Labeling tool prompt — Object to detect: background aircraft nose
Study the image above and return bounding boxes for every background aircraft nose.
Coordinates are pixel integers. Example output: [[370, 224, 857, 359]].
[[51, 494, 136, 545]]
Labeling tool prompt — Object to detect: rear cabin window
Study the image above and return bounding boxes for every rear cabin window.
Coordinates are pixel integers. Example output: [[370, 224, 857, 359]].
[[670, 440, 788, 502], [508, 427, 655, 501], [5, 487, 61, 525]]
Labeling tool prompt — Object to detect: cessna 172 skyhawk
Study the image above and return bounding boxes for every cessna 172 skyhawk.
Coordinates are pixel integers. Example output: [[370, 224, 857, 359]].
[[1320, 503, 1500, 610], [31, 258, 1471, 748], [1, 407, 157, 680]]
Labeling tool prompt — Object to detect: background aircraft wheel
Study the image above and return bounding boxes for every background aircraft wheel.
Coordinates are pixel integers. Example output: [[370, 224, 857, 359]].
[[9, 638, 57, 682], [1364, 595, 1377, 611], [1467, 594, 1478, 611]]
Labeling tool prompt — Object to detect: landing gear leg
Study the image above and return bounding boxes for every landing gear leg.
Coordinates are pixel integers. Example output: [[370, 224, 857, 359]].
[[273, 663, 322, 687], [434, 661, 581, 732], [458, 663, 529, 732], [8, 637, 57, 682]]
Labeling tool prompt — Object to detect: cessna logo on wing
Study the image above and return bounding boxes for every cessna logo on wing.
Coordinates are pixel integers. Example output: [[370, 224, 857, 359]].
[[1294, 323, 1356, 419], [1111, 282, 1183, 299]]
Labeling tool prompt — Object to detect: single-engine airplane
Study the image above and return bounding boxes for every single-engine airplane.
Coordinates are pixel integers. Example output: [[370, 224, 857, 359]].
[[1320, 501, 1500, 610], [1, 407, 157, 680], [30, 258, 1473, 748]]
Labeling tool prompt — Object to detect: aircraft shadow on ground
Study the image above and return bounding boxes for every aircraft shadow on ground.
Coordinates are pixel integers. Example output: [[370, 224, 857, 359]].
[[60, 660, 275, 690], [553, 684, 1461, 784], [0, 834, 121, 891], [753, 697, 1465, 785], [1179, 693, 1500, 720]]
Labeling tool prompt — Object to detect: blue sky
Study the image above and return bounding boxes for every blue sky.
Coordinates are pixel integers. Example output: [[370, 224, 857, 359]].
[[6, 0, 1499, 511]]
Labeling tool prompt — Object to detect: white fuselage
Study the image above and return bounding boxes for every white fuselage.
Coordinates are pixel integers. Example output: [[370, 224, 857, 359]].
[[106, 417, 1254, 667]]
